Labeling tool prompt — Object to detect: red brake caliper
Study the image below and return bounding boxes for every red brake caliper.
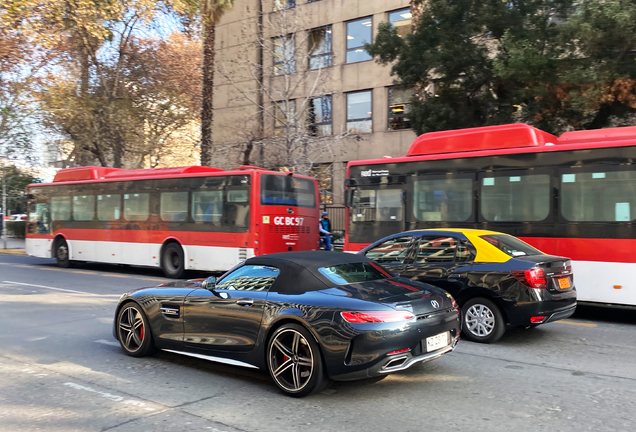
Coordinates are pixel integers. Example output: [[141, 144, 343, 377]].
[[139, 325, 144, 341], [283, 354, 289, 363]]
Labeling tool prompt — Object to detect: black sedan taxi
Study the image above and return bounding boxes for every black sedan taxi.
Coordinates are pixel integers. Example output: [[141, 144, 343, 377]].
[[359, 229, 577, 343], [114, 251, 460, 397]]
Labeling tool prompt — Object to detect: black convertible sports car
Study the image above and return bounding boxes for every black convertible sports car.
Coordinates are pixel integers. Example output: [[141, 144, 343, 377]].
[[113, 251, 460, 396]]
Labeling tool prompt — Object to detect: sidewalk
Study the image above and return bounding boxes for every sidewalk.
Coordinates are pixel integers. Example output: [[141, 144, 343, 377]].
[[0, 236, 26, 254]]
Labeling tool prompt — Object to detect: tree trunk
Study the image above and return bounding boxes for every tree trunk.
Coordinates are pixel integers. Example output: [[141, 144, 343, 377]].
[[243, 140, 253, 166], [200, 20, 216, 167]]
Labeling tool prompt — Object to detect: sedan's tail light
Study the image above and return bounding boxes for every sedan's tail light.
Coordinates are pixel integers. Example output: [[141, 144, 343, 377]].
[[341, 311, 414, 323], [512, 268, 547, 288]]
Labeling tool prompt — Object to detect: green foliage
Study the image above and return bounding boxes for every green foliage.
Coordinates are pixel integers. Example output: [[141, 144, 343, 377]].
[[3, 165, 42, 215], [367, 0, 636, 135], [5, 221, 26, 238]]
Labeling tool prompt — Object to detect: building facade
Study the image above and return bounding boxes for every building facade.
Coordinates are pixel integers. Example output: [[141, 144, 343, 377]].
[[213, 0, 417, 204]]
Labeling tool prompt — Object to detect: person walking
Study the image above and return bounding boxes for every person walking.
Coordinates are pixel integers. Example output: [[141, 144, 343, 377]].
[[319, 211, 332, 251]]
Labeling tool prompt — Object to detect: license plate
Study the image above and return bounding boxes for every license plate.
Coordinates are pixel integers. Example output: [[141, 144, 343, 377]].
[[425, 332, 449, 352], [558, 277, 571, 289]]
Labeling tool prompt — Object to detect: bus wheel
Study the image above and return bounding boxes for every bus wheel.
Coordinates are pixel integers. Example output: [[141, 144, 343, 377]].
[[55, 239, 72, 268], [161, 243, 185, 279]]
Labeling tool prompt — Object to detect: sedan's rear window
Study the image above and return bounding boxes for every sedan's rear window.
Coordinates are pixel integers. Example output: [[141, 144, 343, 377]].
[[480, 234, 543, 257], [318, 262, 390, 285]]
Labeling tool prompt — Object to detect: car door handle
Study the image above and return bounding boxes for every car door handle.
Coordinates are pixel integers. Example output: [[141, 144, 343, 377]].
[[447, 274, 461, 281], [236, 299, 254, 307]]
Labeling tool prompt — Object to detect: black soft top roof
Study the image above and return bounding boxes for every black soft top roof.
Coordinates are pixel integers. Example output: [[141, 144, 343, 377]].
[[243, 251, 375, 293]]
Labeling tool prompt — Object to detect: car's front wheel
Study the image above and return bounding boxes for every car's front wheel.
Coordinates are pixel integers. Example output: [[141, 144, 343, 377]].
[[461, 297, 506, 343], [116, 302, 155, 357], [267, 323, 329, 397]]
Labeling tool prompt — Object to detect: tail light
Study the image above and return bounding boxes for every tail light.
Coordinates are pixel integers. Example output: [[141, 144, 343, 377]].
[[341, 311, 414, 323], [445, 293, 458, 308], [530, 316, 545, 323], [512, 268, 547, 289]]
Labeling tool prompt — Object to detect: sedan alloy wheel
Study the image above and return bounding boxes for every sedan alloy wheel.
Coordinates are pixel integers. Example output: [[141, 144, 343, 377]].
[[461, 297, 506, 343], [117, 303, 154, 357]]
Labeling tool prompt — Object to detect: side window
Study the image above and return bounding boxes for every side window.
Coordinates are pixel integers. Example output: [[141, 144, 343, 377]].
[[192, 190, 223, 222], [160, 192, 188, 222], [73, 195, 95, 221], [124, 193, 150, 221], [51, 196, 71, 221], [376, 189, 403, 221], [481, 174, 550, 222], [216, 265, 280, 291], [97, 194, 121, 221], [415, 236, 460, 263], [365, 236, 413, 263]]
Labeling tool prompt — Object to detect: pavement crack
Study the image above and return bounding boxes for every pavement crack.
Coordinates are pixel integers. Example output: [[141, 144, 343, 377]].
[[100, 409, 169, 432]]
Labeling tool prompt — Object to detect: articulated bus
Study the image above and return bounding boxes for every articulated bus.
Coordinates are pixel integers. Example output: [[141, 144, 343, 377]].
[[344, 123, 636, 306], [26, 166, 319, 277]]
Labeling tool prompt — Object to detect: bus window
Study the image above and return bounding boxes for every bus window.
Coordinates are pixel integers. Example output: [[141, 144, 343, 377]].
[[124, 193, 150, 221], [561, 169, 636, 222], [192, 191, 223, 222], [413, 178, 472, 222], [224, 187, 250, 228], [481, 174, 549, 222], [51, 196, 71, 221], [160, 192, 188, 222], [97, 194, 121, 221], [376, 190, 403, 221], [29, 202, 50, 234], [73, 195, 95, 221], [352, 189, 375, 222]]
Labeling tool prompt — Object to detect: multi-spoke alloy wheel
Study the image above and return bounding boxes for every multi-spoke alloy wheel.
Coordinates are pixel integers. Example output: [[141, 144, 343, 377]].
[[461, 298, 506, 344], [267, 324, 328, 397], [465, 304, 495, 337], [116, 303, 154, 357]]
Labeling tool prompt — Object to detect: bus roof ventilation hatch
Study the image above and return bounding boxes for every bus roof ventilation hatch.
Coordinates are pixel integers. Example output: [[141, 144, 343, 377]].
[[557, 126, 636, 144], [406, 124, 558, 157], [53, 166, 123, 182]]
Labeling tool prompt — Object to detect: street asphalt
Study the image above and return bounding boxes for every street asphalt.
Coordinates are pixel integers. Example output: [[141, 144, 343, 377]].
[[0, 253, 634, 432]]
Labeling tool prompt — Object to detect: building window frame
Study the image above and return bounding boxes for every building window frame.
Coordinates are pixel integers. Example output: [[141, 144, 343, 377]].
[[273, 99, 297, 134], [346, 90, 373, 134], [273, 35, 296, 75], [388, 7, 413, 39], [308, 95, 333, 137], [273, 0, 295, 12], [387, 86, 414, 130], [308, 26, 333, 70], [346, 17, 373, 64]]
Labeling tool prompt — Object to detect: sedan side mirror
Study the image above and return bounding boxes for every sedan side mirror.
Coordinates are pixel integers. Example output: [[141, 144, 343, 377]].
[[202, 276, 217, 290]]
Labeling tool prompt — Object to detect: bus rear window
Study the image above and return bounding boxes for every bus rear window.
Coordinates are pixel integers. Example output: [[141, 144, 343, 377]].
[[261, 175, 316, 208]]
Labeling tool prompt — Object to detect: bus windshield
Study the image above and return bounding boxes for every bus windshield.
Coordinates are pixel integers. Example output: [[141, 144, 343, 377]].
[[261, 175, 316, 208]]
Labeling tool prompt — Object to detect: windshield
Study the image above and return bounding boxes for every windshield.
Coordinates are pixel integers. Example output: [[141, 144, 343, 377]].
[[318, 262, 390, 285], [261, 174, 316, 208], [480, 234, 543, 257]]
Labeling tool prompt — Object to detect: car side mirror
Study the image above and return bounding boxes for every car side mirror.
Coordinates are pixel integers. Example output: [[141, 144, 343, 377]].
[[202, 276, 217, 290]]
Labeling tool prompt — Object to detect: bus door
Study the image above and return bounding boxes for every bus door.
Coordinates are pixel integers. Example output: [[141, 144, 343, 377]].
[[351, 188, 406, 243]]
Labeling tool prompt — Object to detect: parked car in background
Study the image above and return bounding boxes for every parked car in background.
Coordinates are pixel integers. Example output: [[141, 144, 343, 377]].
[[114, 251, 460, 397], [359, 229, 577, 343]]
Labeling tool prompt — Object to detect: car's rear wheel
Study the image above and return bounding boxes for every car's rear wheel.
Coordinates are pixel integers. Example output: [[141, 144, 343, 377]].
[[461, 297, 506, 343], [161, 243, 184, 278], [116, 302, 155, 357], [55, 238, 71, 268], [267, 323, 329, 397]]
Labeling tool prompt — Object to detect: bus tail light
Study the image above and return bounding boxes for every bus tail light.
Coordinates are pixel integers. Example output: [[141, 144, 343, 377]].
[[512, 268, 547, 288], [341, 311, 414, 323]]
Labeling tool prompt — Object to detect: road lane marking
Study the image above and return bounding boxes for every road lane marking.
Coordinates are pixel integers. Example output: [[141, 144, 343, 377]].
[[63, 382, 155, 411], [556, 320, 597, 328], [95, 339, 121, 347], [3, 280, 95, 295]]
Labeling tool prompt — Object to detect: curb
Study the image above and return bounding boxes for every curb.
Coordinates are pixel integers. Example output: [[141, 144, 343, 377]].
[[0, 249, 26, 255]]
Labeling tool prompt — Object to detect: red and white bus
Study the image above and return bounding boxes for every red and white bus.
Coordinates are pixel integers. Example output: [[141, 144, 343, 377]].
[[26, 165, 319, 277], [344, 123, 636, 307]]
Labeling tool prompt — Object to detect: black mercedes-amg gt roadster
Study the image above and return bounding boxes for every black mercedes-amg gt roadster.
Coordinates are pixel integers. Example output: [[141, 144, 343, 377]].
[[113, 251, 460, 396]]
